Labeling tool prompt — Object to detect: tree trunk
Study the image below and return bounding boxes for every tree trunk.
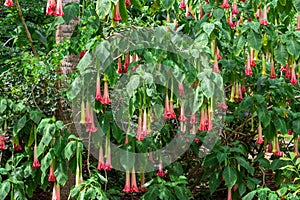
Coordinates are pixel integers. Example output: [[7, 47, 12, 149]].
[[55, 0, 80, 199]]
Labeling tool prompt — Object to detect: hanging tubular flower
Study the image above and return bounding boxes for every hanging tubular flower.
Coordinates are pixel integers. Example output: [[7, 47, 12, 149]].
[[297, 13, 300, 31], [4, 0, 14, 7], [123, 170, 131, 193], [123, 53, 130, 73], [260, 5, 269, 26], [189, 113, 198, 124], [80, 100, 86, 124], [105, 142, 112, 171], [273, 137, 283, 157], [32, 144, 41, 168], [125, 0, 131, 7], [101, 76, 112, 105], [131, 167, 139, 193], [139, 172, 147, 192], [178, 82, 184, 96], [245, 54, 253, 76], [46, 0, 56, 15], [290, 62, 298, 85], [163, 94, 171, 119], [13, 138, 22, 151], [178, 102, 187, 122], [269, 57, 276, 79], [97, 146, 105, 170], [227, 187, 232, 200], [48, 161, 56, 182], [0, 134, 8, 150], [113, 2, 122, 21], [142, 108, 149, 137], [199, 5, 204, 20], [221, 0, 230, 9], [117, 58, 123, 74], [55, 0, 64, 16], [136, 110, 144, 141], [250, 49, 256, 67], [228, 13, 236, 29], [52, 182, 60, 200], [95, 72, 103, 102], [256, 121, 264, 145], [179, 0, 186, 9], [156, 160, 165, 177], [232, 2, 239, 15], [294, 137, 299, 158], [213, 59, 221, 73]]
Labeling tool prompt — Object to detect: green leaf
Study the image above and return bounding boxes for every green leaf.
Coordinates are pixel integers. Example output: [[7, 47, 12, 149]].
[[273, 117, 287, 134], [142, 186, 159, 200], [274, 44, 288, 65], [56, 121, 64, 130], [0, 181, 10, 200], [247, 31, 262, 51], [248, 22, 261, 33], [126, 75, 140, 96], [119, 0, 128, 23], [174, 186, 188, 200], [37, 124, 56, 157], [120, 152, 135, 171], [234, 35, 246, 57], [293, 119, 300, 135], [209, 170, 222, 194], [242, 191, 256, 200], [13, 115, 27, 136], [216, 153, 227, 163], [40, 149, 54, 183], [202, 22, 215, 36], [63, 2, 80, 24], [223, 166, 237, 188], [235, 156, 255, 176], [0, 98, 7, 114], [64, 140, 77, 160], [161, 0, 175, 10], [201, 76, 215, 98], [192, 86, 204, 113], [268, 192, 278, 199], [30, 110, 44, 124], [257, 106, 271, 128], [96, 0, 111, 19], [55, 162, 68, 186], [286, 39, 300, 59], [213, 9, 224, 21], [112, 123, 122, 143], [293, 0, 300, 12]]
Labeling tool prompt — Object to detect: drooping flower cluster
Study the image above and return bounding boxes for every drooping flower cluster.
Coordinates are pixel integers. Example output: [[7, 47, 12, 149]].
[[46, 0, 64, 16]]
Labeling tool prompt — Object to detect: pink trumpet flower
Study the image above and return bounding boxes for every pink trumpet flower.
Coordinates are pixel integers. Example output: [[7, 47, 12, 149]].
[[179, 0, 186, 9], [245, 55, 253, 76], [32, 144, 41, 168], [95, 73, 103, 102], [101, 78, 111, 104], [46, 0, 56, 15], [290, 62, 298, 85], [131, 167, 139, 192], [48, 161, 56, 182], [270, 58, 276, 79], [104, 144, 112, 171], [136, 110, 144, 141], [117, 58, 123, 74], [178, 102, 187, 122], [123, 171, 131, 193], [55, 0, 64, 16], [232, 2, 239, 15], [97, 146, 105, 170], [256, 122, 264, 144], [125, 0, 131, 7], [142, 109, 149, 137], [227, 187, 232, 200], [0, 134, 8, 150], [113, 2, 122, 21], [156, 160, 165, 177], [221, 0, 230, 9], [297, 14, 300, 31], [4, 0, 14, 7], [189, 113, 198, 124]]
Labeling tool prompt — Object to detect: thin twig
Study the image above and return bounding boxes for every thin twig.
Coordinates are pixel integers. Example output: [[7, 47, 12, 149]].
[[14, 0, 38, 57]]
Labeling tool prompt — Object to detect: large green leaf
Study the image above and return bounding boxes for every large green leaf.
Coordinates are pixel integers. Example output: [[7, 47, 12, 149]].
[[213, 9, 224, 21], [293, 0, 300, 11], [209, 170, 222, 194], [274, 43, 288, 65], [202, 22, 215, 36], [257, 106, 271, 128], [242, 191, 256, 200], [13, 115, 27, 136], [235, 156, 255, 176], [96, 0, 111, 19], [55, 162, 68, 186], [161, 0, 175, 10], [273, 116, 287, 134], [37, 123, 56, 157], [142, 186, 159, 200], [63, 2, 80, 24], [119, 0, 128, 23], [286, 39, 300, 59], [0, 181, 10, 200], [64, 140, 77, 160], [247, 31, 262, 51], [293, 119, 300, 135], [30, 110, 44, 124], [234, 35, 246, 57], [192, 86, 204, 113], [0, 98, 7, 114], [126, 75, 140, 96], [223, 165, 237, 188]]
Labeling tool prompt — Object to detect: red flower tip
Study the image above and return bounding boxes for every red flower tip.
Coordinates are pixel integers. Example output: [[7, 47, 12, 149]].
[[156, 170, 165, 177], [32, 158, 41, 168], [256, 138, 264, 145], [79, 50, 87, 58], [113, 2, 122, 22], [136, 135, 144, 141], [139, 187, 148, 192], [46, 0, 56, 15], [273, 151, 283, 157], [232, 3, 239, 15], [48, 174, 56, 182], [189, 114, 198, 125], [104, 164, 112, 171], [288, 129, 293, 135], [219, 103, 228, 110], [194, 138, 200, 143], [4, 0, 14, 7], [122, 186, 131, 193], [130, 186, 139, 193], [125, 0, 131, 7], [14, 144, 22, 151], [179, 0, 186, 9], [55, 0, 64, 16], [221, 0, 230, 9]]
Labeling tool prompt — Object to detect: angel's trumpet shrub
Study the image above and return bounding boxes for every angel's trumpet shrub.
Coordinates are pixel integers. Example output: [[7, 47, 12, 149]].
[[250, 49, 256, 67], [4, 0, 14, 7], [290, 62, 298, 85], [256, 122, 264, 145], [190, 113, 197, 124], [131, 167, 139, 192], [213, 59, 221, 73], [101, 77, 111, 105], [52, 182, 60, 200], [48, 161, 56, 182], [221, 0, 230, 9], [80, 100, 85, 124], [97, 146, 105, 170], [163, 94, 172, 119], [55, 0, 64, 16], [274, 137, 283, 157], [142, 109, 149, 136], [261, 54, 267, 76], [123, 171, 131, 193], [123, 53, 130, 73], [46, 0, 56, 15], [179, 0, 186, 9], [113, 2, 122, 21]]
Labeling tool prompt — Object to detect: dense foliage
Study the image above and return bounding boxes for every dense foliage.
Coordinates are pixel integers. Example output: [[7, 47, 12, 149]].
[[1, 0, 300, 200]]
